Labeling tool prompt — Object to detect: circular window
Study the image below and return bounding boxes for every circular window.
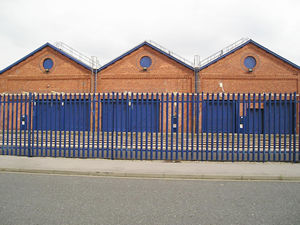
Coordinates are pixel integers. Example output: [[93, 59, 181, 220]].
[[140, 56, 152, 68], [43, 58, 54, 70], [244, 56, 256, 69]]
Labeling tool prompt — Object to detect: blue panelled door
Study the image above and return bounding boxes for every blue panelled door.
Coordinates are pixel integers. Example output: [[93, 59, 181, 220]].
[[202, 100, 236, 133], [33, 100, 90, 131], [63, 100, 90, 131], [239, 107, 264, 134], [102, 99, 159, 132], [101, 100, 128, 132], [33, 100, 61, 130], [264, 101, 295, 134], [202, 99, 296, 134], [246, 108, 264, 134], [130, 100, 159, 132]]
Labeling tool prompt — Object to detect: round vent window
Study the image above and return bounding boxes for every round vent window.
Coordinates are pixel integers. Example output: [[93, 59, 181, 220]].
[[140, 56, 152, 68], [244, 56, 256, 69], [43, 58, 54, 70]]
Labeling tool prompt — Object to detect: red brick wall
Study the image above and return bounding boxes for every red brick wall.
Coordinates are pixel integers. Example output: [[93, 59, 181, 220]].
[[0, 46, 92, 93], [0, 42, 299, 133], [199, 43, 299, 94], [2, 43, 298, 95], [198, 43, 299, 134], [97, 45, 194, 93]]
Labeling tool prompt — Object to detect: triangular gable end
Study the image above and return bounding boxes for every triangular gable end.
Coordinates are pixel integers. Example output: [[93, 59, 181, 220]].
[[200, 39, 300, 71], [0, 43, 92, 74], [98, 41, 194, 72]]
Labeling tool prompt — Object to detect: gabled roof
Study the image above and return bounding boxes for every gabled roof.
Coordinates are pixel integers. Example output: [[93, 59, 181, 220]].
[[2, 39, 298, 75], [0, 42, 92, 74], [200, 39, 300, 70], [98, 41, 194, 72]]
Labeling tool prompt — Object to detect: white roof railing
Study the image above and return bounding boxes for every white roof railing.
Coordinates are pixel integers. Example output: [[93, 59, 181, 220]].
[[200, 38, 250, 67], [54, 42, 100, 69], [147, 40, 194, 67]]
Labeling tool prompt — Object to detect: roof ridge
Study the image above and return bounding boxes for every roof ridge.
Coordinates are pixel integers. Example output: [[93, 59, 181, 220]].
[[146, 40, 194, 67], [199, 38, 300, 70], [53, 42, 100, 69], [200, 38, 250, 68], [98, 41, 194, 72]]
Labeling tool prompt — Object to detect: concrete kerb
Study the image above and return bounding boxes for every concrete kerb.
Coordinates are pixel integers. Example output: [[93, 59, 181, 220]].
[[0, 155, 300, 181], [1, 168, 300, 181]]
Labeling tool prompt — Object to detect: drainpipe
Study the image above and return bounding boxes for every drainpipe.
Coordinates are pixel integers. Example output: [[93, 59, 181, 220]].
[[194, 55, 201, 93], [91, 56, 99, 93], [194, 68, 199, 93], [94, 69, 97, 93]]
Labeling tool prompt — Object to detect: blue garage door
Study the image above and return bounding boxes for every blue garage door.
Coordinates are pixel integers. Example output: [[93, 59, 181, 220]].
[[33, 100, 61, 130], [246, 108, 264, 134], [101, 100, 128, 132], [238, 107, 264, 134], [202, 100, 236, 133], [131, 100, 159, 132], [102, 99, 159, 132], [264, 101, 296, 134], [33, 100, 90, 131], [202, 100, 296, 134]]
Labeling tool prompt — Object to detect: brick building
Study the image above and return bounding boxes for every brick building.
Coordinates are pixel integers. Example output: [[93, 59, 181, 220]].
[[198, 39, 299, 94], [96, 41, 195, 93], [0, 39, 299, 160], [0, 43, 93, 93], [95, 38, 299, 134], [1, 38, 299, 94], [0, 39, 299, 134]]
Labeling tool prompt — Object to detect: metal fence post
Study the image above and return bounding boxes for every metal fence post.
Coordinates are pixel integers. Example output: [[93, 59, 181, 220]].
[[27, 93, 32, 157], [293, 92, 297, 162]]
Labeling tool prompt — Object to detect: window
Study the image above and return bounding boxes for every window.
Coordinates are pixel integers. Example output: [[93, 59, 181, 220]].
[[139, 56, 152, 68], [43, 58, 54, 70], [244, 56, 256, 70]]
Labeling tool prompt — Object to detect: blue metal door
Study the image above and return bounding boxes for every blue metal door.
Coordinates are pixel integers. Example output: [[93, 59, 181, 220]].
[[101, 100, 128, 132], [130, 100, 159, 132], [238, 104, 264, 134], [63, 100, 90, 131], [33, 100, 90, 131], [102, 99, 159, 132], [202, 100, 236, 133], [264, 101, 295, 134], [246, 108, 264, 134], [33, 100, 61, 130]]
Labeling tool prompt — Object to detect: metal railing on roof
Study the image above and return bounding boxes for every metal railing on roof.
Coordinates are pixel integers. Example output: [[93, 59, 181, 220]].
[[200, 38, 250, 67], [147, 40, 194, 67], [54, 42, 100, 69], [54, 39, 250, 70]]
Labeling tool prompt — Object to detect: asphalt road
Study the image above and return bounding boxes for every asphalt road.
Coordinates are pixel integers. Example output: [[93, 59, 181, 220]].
[[0, 173, 299, 225]]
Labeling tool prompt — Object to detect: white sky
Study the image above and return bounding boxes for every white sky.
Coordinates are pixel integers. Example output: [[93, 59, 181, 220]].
[[0, 0, 299, 69]]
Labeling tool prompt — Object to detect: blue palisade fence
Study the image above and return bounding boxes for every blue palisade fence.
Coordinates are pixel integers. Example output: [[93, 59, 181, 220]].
[[0, 92, 299, 162]]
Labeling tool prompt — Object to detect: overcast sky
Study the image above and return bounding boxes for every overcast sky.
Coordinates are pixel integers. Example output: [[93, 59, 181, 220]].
[[0, 0, 299, 70]]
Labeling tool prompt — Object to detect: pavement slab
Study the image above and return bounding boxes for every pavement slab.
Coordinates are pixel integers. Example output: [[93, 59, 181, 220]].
[[0, 155, 300, 180]]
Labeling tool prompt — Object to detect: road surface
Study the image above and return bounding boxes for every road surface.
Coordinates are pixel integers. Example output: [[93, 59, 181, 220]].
[[0, 172, 299, 225]]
